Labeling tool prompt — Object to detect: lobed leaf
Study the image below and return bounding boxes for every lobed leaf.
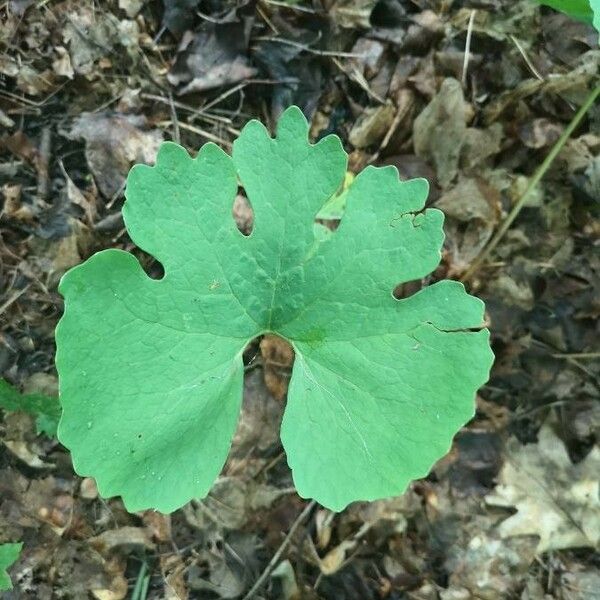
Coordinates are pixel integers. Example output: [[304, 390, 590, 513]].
[[56, 106, 494, 512], [535, 0, 597, 26]]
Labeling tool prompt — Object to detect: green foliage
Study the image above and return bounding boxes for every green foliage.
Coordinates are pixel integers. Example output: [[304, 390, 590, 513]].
[[0, 543, 22, 591], [535, 0, 595, 24], [0, 379, 61, 437], [593, 0, 600, 30], [56, 106, 493, 513]]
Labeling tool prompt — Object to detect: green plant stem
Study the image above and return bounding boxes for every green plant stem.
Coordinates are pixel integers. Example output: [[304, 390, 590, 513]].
[[461, 83, 600, 283]]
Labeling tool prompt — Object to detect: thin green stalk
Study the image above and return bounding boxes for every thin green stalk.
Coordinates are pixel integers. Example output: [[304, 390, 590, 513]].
[[131, 561, 149, 600], [462, 83, 600, 282]]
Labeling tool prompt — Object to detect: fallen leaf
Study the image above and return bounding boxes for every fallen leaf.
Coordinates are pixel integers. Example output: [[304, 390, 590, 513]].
[[63, 8, 119, 76], [68, 112, 163, 198], [435, 176, 501, 273], [349, 101, 396, 148], [90, 527, 155, 554], [260, 334, 294, 400], [414, 78, 469, 188], [168, 22, 256, 94], [486, 421, 600, 553]]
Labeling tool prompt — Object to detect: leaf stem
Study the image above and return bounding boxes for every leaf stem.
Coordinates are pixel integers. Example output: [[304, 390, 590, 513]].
[[461, 83, 600, 283]]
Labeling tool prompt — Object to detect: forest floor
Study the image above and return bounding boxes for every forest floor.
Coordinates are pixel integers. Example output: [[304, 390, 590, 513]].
[[1, 0, 599, 599]]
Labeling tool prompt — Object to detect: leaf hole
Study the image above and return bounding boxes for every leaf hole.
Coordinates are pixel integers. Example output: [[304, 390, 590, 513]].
[[232, 188, 253, 236], [131, 248, 165, 281], [393, 279, 424, 300]]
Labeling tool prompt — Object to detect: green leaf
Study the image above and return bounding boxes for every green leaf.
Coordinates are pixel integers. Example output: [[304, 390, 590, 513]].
[[0, 379, 61, 437], [56, 106, 493, 513], [0, 543, 22, 591], [535, 0, 594, 24], [592, 0, 600, 32]]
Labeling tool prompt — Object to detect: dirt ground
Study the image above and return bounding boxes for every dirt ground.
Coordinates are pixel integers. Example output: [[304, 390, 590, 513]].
[[1, 1, 599, 598]]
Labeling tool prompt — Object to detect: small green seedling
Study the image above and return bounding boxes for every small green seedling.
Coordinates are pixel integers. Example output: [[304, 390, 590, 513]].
[[0, 543, 22, 591], [0, 379, 60, 437], [56, 107, 493, 513]]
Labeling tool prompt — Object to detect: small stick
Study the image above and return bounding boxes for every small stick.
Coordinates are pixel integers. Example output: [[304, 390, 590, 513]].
[[36, 127, 51, 201], [253, 35, 364, 58], [0, 284, 31, 317], [168, 90, 180, 145], [461, 83, 600, 283], [461, 10, 476, 88], [241, 500, 316, 600], [551, 352, 600, 360], [157, 121, 232, 148], [510, 34, 544, 82]]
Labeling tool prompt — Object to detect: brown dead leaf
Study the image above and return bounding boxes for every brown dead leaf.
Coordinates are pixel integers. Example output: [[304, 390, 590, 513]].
[[486, 421, 600, 553], [230, 369, 284, 464], [3, 440, 53, 469], [16, 66, 56, 96], [161, 553, 189, 600], [38, 493, 74, 536], [460, 124, 503, 170], [184, 477, 288, 530], [350, 38, 386, 80], [141, 510, 172, 543], [349, 101, 396, 149], [168, 23, 256, 95], [329, 0, 377, 28], [90, 527, 156, 554], [414, 78, 468, 188], [68, 112, 163, 198], [80, 477, 99, 500], [305, 522, 371, 575], [0, 130, 38, 165], [63, 7, 119, 76], [435, 176, 501, 273], [60, 164, 97, 226], [518, 118, 563, 149], [1, 183, 35, 222], [52, 46, 74, 79], [260, 334, 294, 401], [232, 194, 253, 235]]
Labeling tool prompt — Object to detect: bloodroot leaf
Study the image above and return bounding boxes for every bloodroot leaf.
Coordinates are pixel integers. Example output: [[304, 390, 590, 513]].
[[56, 106, 493, 513]]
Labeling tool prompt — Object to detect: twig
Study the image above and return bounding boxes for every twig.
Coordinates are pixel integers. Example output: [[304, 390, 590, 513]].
[[168, 91, 180, 144], [157, 121, 232, 149], [196, 8, 235, 24], [253, 35, 363, 58], [551, 352, 600, 360], [257, 3, 279, 34], [0, 83, 68, 108], [332, 57, 386, 105], [461, 83, 600, 282], [261, 0, 321, 13], [106, 178, 127, 210], [241, 500, 316, 600], [141, 94, 240, 134], [0, 284, 31, 317], [510, 34, 544, 82], [368, 91, 414, 164], [36, 127, 51, 201], [461, 10, 476, 88]]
